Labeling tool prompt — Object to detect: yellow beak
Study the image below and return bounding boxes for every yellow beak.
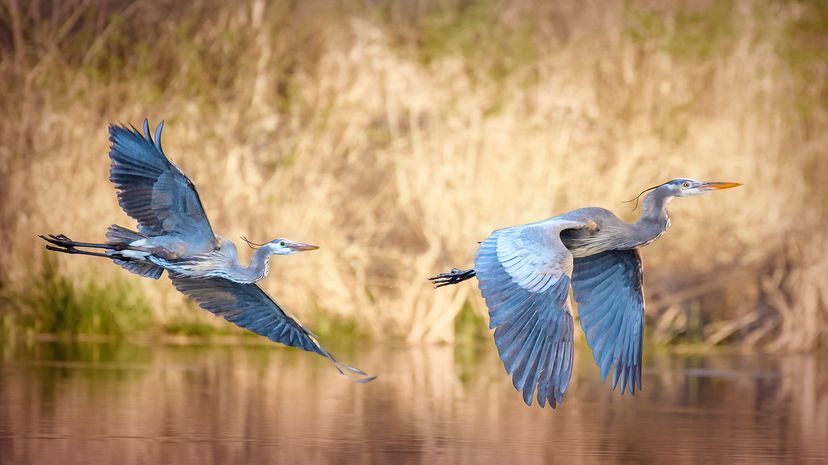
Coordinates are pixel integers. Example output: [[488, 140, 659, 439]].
[[288, 242, 319, 251], [701, 181, 742, 190]]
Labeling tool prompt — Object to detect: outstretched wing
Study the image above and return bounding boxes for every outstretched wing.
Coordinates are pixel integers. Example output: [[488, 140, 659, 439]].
[[571, 249, 644, 395], [474, 218, 586, 408], [108, 120, 215, 248], [169, 274, 374, 382]]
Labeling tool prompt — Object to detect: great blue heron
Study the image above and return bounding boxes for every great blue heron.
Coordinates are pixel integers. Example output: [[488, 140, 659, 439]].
[[429, 179, 741, 407], [41, 119, 374, 383]]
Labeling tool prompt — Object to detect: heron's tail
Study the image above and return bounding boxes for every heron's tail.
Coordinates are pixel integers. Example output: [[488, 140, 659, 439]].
[[429, 267, 476, 288], [106, 224, 145, 244]]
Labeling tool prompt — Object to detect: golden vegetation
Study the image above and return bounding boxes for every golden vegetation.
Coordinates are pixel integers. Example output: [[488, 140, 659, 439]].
[[1, 0, 826, 348]]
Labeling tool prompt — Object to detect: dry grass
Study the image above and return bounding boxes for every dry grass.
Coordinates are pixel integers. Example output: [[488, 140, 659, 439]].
[[1, 0, 826, 348]]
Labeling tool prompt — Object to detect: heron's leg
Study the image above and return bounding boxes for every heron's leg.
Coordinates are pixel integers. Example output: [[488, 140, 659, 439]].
[[40, 235, 144, 260], [428, 268, 476, 288], [44, 244, 114, 259]]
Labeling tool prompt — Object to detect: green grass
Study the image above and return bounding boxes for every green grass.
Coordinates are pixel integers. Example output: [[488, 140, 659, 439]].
[[414, 0, 538, 85], [454, 301, 488, 347], [779, 0, 828, 119], [309, 312, 366, 344], [162, 317, 247, 337], [0, 257, 369, 344], [625, 1, 738, 60], [2, 257, 153, 340]]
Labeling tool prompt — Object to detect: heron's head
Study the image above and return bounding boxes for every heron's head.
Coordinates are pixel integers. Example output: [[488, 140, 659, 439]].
[[626, 178, 741, 209], [268, 238, 319, 255], [661, 178, 742, 197], [241, 236, 319, 255]]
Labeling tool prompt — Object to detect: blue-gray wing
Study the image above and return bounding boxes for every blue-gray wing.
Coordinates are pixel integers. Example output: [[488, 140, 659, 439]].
[[474, 219, 586, 408], [109, 120, 215, 247], [571, 249, 644, 395], [169, 274, 374, 382]]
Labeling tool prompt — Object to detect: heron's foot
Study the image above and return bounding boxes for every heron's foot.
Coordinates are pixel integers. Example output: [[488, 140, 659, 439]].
[[428, 268, 476, 288], [40, 234, 117, 259], [39, 234, 85, 255], [39, 234, 108, 255], [39, 234, 77, 251]]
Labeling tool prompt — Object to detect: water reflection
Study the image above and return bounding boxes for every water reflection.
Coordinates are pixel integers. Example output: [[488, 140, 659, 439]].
[[1, 341, 826, 464]]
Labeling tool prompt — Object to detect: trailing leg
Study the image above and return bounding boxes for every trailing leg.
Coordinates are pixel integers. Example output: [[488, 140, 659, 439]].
[[39, 232, 164, 279], [429, 268, 476, 288], [40, 233, 121, 251]]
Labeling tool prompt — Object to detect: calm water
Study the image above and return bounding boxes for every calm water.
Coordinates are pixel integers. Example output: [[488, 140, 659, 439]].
[[0, 341, 826, 465]]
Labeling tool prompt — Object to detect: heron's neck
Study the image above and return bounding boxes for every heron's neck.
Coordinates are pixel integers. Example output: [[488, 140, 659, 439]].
[[231, 246, 271, 283], [630, 188, 672, 248], [250, 246, 272, 278]]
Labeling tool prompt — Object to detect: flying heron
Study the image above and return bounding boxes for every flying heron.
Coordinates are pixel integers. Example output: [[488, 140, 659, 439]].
[[41, 119, 374, 383], [429, 179, 741, 407]]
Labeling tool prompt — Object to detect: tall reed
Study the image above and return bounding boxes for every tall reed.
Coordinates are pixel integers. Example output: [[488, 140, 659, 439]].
[[1, 0, 825, 348]]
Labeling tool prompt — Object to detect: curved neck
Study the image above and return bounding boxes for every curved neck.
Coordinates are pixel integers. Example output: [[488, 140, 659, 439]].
[[640, 187, 671, 224], [248, 246, 273, 278], [228, 245, 272, 283], [628, 186, 672, 248]]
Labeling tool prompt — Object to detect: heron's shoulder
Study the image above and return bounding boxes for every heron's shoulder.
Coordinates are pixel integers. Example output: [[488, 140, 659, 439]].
[[213, 236, 239, 254], [160, 233, 224, 258], [556, 207, 617, 222], [486, 211, 597, 238]]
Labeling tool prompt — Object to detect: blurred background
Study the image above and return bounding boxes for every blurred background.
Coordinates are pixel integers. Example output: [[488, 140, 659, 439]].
[[2, 0, 826, 349], [2, 1, 828, 464]]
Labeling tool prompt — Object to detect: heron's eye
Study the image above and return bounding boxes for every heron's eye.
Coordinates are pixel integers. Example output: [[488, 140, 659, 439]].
[[682, 181, 690, 188], [279, 241, 286, 247]]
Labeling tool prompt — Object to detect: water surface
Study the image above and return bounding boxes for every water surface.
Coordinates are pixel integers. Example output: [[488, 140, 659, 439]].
[[1, 341, 826, 464]]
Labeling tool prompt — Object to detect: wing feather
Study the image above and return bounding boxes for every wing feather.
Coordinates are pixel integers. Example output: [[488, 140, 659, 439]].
[[169, 274, 374, 382], [109, 120, 215, 248], [572, 249, 645, 395], [474, 219, 585, 408]]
